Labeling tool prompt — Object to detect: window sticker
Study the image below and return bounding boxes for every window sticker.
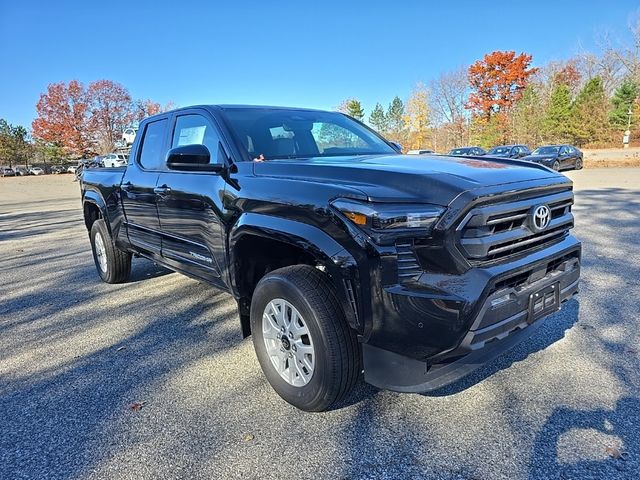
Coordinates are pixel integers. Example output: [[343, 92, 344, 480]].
[[177, 126, 206, 146]]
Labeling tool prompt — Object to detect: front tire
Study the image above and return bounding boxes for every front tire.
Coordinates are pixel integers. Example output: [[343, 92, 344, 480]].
[[250, 265, 360, 412], [90, 219, 131, 283], [552, 160, 560, 171]]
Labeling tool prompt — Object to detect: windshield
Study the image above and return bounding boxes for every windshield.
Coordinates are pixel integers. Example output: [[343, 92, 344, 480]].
[[488, 146, 511, 155], [532, 146, 560, 155], [449, 148, 470, 155], [220, 108, 396, 160]]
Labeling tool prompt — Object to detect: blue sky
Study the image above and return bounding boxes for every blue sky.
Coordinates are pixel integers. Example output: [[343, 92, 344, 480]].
[[1, 0, 638, 128]]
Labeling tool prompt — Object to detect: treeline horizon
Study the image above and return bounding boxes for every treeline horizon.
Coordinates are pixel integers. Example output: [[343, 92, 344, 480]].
[[1, 16, 639, 166]]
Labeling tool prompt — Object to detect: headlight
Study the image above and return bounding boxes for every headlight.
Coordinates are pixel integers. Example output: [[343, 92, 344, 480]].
[[331, 198, 444, 241]]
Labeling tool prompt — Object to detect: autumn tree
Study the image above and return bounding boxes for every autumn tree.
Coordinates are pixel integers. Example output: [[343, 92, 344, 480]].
[[369, 103, 388, 134], [404, 83, 431, 150], [553, 61, 582, 93], [87, 80, 134, 153], [132, 99, 162, 122], [467, 51, 538, 120], [33, 80, 166, 156], [32, 80, 94, 157], [570, 77, 610, 146], [609, 78, 638, 129], [386, 96, 406, 145]]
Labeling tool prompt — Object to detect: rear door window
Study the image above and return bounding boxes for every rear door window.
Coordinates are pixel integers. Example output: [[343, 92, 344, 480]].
[[138, 119, 168, 170]]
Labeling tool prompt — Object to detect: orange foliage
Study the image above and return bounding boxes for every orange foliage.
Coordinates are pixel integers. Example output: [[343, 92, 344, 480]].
[[466, 51, 538, 119]]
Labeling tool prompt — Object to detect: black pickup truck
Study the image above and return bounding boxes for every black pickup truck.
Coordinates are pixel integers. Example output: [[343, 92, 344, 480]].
[[80, 105, 581, 411]]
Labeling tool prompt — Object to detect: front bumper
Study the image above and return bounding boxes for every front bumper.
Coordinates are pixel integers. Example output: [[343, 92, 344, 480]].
[[361, 236, 581, 392]]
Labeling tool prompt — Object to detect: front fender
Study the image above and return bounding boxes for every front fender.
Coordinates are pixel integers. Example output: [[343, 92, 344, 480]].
[[229, 213, 362, 331]]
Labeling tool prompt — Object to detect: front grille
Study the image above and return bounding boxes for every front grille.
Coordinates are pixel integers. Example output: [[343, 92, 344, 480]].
[[458, 188, 574, 263], [396, 240, 422, 282]]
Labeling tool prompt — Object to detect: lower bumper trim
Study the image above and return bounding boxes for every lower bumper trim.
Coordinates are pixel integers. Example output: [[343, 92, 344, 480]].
[[363, 319, 541, 393]]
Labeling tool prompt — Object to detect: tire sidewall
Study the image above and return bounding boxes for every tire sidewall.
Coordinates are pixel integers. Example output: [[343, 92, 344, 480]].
[[553, 161, 560, 171], [251, 274, 335, 410], [90, 220, 111, 282]]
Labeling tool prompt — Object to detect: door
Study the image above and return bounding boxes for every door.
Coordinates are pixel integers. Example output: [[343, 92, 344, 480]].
[[121, 117, 169, 255], [156, 111, 228, 285], [558, 146, 572, 169]]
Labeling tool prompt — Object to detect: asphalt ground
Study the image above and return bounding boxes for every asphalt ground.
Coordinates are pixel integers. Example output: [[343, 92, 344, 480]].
[[0, 169, 638, 480]]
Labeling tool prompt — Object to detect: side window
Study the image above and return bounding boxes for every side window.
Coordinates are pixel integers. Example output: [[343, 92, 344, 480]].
[[172, 114, 222, 164], [138, 119, 168, 170], [560, 146, 568, 155]]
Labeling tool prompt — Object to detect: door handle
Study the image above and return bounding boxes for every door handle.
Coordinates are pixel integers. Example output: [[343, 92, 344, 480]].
[[121, 181, 133, 191], [154, 185, 171, 195]]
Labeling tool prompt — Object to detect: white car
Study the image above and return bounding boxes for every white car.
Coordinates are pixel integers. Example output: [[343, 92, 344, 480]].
[[102, 153, 128, 168], [122, 128, 137, 146], [67, 165, 78, 174], [29, 167, 45, 175], [407, 149, 435, 155]]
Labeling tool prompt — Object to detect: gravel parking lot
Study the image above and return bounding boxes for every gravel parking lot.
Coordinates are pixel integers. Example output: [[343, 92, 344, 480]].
[[1, 169, 639, 480]]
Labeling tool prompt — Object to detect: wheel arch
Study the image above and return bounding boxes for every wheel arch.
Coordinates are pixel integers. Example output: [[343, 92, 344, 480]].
[[83, 191, 108, 234], [229, 213, 361, 337]]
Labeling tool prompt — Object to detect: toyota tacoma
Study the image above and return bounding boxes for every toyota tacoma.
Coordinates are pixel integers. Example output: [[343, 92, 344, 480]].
[[80, 105, 580, 411]]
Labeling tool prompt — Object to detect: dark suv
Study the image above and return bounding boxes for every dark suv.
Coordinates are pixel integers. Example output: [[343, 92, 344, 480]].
[[80, 105, 580, 411]]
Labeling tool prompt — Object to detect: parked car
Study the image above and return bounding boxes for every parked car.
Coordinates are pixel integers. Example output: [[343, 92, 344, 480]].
[[67, 165, 78, 174], [487, 145, 531, 158], [122, 127, 138, 146], [80, 105, 580, 411], [522, 145, 584, 171], [50, 165, 66, 174], [448, 146, 487, 156], [407, 149, 435, 155], [102, 153, 129, 168], [1, 167, 16, 177], [29, 167, 45, 175]]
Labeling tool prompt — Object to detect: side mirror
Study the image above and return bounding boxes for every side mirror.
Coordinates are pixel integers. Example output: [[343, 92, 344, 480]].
[[389, 142, 403, 153], [166, 144, 224, 172]]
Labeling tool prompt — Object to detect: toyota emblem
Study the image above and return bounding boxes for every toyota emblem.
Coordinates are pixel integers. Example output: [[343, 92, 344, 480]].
[[530, 205, 551, 232]]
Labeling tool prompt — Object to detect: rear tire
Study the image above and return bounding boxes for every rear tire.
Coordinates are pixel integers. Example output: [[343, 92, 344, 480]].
[[250, 265, 360, 412], [575, 157, 583, 170], [90, 219, 131, 283]]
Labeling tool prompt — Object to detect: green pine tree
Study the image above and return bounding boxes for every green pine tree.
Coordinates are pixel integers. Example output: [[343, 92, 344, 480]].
[[510, 85, 543, 145], [368, 103, 388, 133], [609, 78, 638, 129], [345, 99, 365, 121], [570, 77, 609, 146], [386, 96, 405, 143], [543, 83, 573, 143]]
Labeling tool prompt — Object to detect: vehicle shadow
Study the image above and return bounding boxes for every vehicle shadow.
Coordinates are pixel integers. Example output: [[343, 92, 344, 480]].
[[0, 260, 243, 480], [527, 397, 640, 479]]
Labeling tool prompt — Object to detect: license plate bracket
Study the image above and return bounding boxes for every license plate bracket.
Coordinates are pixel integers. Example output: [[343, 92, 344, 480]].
[[528, 282, 560, 323]]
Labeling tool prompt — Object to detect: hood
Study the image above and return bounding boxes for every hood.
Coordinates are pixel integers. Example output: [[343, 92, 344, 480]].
[[253, 154, 560, 205]]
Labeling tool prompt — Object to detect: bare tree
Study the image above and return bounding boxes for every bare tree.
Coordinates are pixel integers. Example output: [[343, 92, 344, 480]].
[[429, 67, 469, 147]]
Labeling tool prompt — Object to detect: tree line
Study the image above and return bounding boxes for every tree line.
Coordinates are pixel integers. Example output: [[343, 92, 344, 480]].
[[1, 16, 639, 168], [337, 18, 640, 152], [0, 80, 169, 168]]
